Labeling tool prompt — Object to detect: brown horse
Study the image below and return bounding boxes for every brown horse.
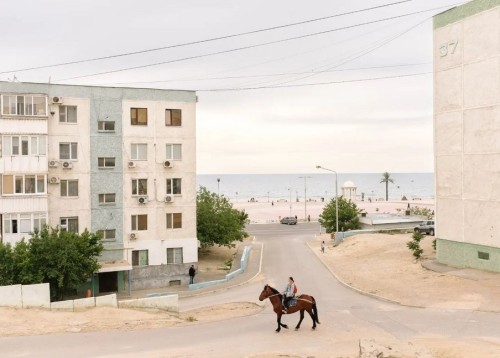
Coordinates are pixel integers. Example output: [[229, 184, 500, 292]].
[[259, 284, 319, 332]]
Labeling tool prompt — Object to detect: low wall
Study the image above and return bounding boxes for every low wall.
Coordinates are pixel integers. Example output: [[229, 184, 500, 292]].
[[0, 283, 50, 309], [50, 294, 118, 311], [119, 294, 178, 312]]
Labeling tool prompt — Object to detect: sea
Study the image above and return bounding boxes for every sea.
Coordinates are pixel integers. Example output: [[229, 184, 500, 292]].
[[197, 173, 434, 202]]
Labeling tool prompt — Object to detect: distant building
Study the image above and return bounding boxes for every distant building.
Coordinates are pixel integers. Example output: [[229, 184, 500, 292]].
[[0, 82, 198, 292], [434, 0, 500, 271]]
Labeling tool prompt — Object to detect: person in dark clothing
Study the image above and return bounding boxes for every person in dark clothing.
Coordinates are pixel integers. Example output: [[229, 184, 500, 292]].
[[189, 265, 196, 284]]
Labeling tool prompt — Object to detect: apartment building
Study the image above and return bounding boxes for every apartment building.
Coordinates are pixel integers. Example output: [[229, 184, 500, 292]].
[[0, 82, 198, 292], [434, 0, 500, 271]]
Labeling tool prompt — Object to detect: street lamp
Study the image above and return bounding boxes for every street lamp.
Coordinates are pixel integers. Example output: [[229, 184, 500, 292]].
[[287, 188, 292, 217], [217, 178, 220, 196], [299, 176, 312, 221], [316, 165, 338, 236]]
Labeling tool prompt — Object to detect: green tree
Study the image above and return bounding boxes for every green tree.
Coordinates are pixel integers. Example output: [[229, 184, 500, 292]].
[[380, 172, 394, 201], [407, 231, 424, 260], [0, 242, 15, 286], [28, 227, 103, 301], [197, 186, 249, 249], [318, 196, 361, 233]]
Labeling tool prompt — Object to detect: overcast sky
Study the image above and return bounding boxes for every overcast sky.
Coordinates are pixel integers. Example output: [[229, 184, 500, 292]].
[[0, 0, 465, 174]]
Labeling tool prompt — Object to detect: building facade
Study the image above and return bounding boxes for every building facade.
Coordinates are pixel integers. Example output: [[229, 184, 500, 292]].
[[0, 82, 198, 292], [434, 0, 500, 271]]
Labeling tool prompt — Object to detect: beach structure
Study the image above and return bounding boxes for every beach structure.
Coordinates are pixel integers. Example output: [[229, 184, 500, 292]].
[[0, 82, 198, 292], [434, 0, 500, 271], [341, 181, 357, 201]]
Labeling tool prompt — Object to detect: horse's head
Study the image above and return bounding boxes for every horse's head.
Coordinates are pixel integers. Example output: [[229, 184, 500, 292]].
[[259, 284, 272, 301]]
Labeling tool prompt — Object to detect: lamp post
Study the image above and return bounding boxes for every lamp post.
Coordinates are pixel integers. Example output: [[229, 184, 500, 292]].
[[298, 176, 312, 221], [288, 188, 292, 217], [316, 165, 338, 235], [217, 178, 220, 196]]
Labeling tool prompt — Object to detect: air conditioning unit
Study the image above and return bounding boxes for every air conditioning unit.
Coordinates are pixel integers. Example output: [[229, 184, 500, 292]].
[[164, 195, 174, 203], [163, 160, 174, 168], [51, 96, 63, 104], [61, 161, 73, 169], [49, 177, 60, 184], [138, 196, 148, 204], [128, 161, 136, 168], [48, 160, 59, 168], [129, 233, 137, 240]]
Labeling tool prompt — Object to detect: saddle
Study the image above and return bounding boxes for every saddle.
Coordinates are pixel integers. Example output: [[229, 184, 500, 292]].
[[285, 297, 298, 308]]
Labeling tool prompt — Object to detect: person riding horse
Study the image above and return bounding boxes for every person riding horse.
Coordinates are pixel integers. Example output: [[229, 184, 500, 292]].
[[282, 277, 296, 313]]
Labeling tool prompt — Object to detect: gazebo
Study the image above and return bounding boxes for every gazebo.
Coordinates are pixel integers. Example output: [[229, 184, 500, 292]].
[[342, 181, 357, 201]]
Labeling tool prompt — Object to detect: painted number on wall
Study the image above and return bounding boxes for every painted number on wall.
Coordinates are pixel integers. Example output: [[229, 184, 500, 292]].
[[439, 40, 458, 57]]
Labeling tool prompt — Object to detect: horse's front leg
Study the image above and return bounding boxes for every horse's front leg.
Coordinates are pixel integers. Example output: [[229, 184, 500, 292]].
[[276, 313, 288, 332], [295, 309, 305, 330]]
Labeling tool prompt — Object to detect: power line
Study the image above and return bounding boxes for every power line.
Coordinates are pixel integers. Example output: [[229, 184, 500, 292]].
[[0, 0, 413, 75], [56, 5, 455, 82]]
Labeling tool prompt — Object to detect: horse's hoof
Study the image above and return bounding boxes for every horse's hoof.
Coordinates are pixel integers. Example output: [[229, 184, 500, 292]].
[[295, 327, 300, 331], [283, 325, 289, 329], [312, 327, 316, 330]]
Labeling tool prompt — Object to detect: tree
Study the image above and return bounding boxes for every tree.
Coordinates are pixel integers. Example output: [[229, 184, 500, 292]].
[[380, 172, 394, 201], [27, 227, 103, 301], [197, 186, 249, 249], [318, 196, 361, 233]]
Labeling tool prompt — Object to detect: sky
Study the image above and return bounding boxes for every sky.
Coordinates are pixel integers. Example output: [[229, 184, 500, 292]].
[[0, 0, 465, 174]]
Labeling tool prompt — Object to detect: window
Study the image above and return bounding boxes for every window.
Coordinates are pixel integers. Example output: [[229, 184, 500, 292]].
[[167, 247, 183, 264], [131, 214, 147, 231], [33, 214, 47, 232], [97, 229, 116, 240], [3, 215, 18, 234], [166, 144, 182, 160], [59, 105, 77, 123], [1, 95, 47, 116], [2, 174, 45, 195], [165, 109, 182, 126], [131, 108, 148, 125], [166, 178, 182, 195], [2, 135, 46, 157], [132, 179, 147, 196], [98, 121, 115, 131], [60, 217, 79, 233], [132, 250, 149, 266], [131, 143, 147, 160], [60, 180, 78, 197], [59, 142, 78, 160], [166, 213, 182, 229], [99, 193, 116, 204], [3, 213, 46, 234], [98, 157, 115, 168]]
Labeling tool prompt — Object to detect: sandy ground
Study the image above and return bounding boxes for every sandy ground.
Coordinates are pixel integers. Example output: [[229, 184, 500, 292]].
[[3, 200, 500, 356]]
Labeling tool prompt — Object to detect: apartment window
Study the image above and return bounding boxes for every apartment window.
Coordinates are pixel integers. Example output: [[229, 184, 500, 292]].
[[166, 213, 182, 229], [33, 214, 47, 232], [98, 121, 115, 131], [59, 142, 78, 160], [132, 250, 149, 266], [1, 95, 47, 116], [3, 213, 46, 234], [132, 179, 147, 196], [2, 174, 45, 195], [166, 144, 182, 160], [165, 109, 182, 126], [131, 143, 147, 160], [99, 193, 116, 204], [131, 214, 147, 231], [60, 180, 78, 197], [131, 108, 148, 125], [166, 247, 183, 264], [30, 136, 47, 155], [3, 214, 18, 234], [97, 229, 116, 241], [98, 157, 115, 168], [166, 178, 182, 195], [60, 217, 79, 233], [2, 135, 46, 157], [59, 105, 77, 123]]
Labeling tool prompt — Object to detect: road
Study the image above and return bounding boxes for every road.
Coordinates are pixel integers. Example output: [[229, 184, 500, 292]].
[[2, 223, 500, 357]]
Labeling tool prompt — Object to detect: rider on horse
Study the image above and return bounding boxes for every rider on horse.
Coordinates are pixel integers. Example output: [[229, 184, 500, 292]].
[[282, 277, 296, 313]]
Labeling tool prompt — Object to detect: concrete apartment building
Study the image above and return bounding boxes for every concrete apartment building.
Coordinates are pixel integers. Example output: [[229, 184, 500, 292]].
[[0, 82, 198, 293], [434, 0, 500, 271]]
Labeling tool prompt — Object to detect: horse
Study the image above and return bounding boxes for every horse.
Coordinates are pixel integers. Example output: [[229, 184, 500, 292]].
[[258, 284, 320, 332]]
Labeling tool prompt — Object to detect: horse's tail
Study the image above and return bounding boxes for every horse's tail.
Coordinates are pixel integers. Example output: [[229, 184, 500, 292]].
[[311, 296, 320, 324]]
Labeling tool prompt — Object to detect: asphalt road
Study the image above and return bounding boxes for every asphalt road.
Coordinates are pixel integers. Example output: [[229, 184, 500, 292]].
[[2, 223, 500, 357]]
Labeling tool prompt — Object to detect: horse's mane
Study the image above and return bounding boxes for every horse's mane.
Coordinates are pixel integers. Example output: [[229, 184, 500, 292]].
[[266, 285, 281, 295]]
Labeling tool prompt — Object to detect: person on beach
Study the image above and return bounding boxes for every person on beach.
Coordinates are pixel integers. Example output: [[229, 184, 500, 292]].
[[282, 277, 296, 313], [321, 241, 325, 253], [189, 265, 196, 284]]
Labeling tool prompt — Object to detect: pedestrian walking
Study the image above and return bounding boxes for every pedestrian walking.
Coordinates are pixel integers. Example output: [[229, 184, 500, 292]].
[[321, 241, 325, 253], [189, 265, 196, 284]]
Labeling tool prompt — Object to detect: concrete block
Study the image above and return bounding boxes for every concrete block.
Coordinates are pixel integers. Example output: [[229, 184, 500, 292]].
[[95, 294, 118, 308], [0, 284, 22, 308], [22, 283, 50, 309], [51, 300, 74, 311], [73, 297, 96, 311], [119, 294, 178, 313], [226, 269, 242, 281]]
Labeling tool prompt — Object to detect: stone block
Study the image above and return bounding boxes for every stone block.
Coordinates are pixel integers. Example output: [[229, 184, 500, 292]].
[[95, 294, 118, 308]]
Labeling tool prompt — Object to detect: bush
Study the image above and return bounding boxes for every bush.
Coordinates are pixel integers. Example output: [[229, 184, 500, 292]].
[[407, 231, 424, 260]]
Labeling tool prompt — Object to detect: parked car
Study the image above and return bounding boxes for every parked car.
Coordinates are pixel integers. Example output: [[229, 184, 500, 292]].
[[414, 220, 435, 236], [280, 216, 297, 225]]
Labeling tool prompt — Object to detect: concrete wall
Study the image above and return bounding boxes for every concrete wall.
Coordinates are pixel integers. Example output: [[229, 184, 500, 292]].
[[119, 294, 178, 312], [0, 283, 50, 309], [434, 1, 500, 271]]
